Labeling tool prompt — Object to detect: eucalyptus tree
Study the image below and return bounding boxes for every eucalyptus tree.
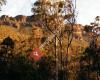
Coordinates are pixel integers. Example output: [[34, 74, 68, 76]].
[[32, 0, 76, 80]]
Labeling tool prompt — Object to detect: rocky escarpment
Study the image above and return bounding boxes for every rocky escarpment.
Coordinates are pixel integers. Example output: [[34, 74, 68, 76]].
[[0, 15, 37, 29], [0, 15, 84, 40]]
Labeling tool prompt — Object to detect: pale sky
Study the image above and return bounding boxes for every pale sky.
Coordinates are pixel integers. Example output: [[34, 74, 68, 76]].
[[0, 0, 100, 25]]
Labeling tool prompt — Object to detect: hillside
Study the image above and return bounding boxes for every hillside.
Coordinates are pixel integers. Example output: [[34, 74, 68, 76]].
[[0, 15, 36, 29], [0, 25, 29, 42], [0, 15, 89, 55]]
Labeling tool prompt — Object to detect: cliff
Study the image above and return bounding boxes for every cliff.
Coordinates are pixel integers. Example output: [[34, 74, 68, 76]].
[[0, 15, 84, 40], [0, 15, 36, 29]]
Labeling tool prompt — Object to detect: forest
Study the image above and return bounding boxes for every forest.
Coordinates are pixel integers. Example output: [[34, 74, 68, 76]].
[[0, 0, 100, 80]]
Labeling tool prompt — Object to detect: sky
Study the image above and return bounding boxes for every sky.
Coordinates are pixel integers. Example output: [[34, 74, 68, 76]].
[[0, 0, 100, 25]]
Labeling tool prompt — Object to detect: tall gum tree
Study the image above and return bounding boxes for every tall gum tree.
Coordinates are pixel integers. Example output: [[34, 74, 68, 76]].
[[32, 0, 76, 80]]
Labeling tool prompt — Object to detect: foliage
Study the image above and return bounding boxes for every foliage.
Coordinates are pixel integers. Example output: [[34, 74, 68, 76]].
[[32, 1, 76, 79], [0, 49, 34, 80], [78, 38, 100, 80], [84, 25, 94, 33], [0, 25, 29, 42], [0, 25, 31, 54], [0, 44, 63, 80], [0, 28, 99, 80], [0, 39, 72, 80], [0, 37, 53, 80], [1, 37, 15, 49]]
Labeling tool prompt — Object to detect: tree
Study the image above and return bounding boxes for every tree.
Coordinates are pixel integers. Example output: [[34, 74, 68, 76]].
[[0, 37, 15, 80], [0, 37, 15, 66], [0, 0, 6, 10], [32, 0, 76, 80], [1, 37, 15, 49], [95, 16, 100, 23], [78, 34, 100, 80], [84, 25, 94, 33]]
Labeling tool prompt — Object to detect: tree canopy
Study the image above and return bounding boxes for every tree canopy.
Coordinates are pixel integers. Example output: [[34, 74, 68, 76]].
[[32, 0, 76, 32], [0, 0, 6, 10]]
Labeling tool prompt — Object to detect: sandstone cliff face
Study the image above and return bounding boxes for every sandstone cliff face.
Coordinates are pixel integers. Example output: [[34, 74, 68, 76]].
[[0, 15, 36, 30]]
